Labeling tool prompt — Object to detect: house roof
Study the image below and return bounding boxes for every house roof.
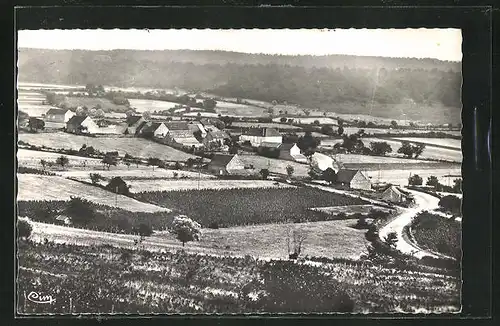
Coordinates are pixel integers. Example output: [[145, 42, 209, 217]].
[[66, 115, 88, 127], [209, 154, 237, 167], [337, 169, 363, 183], [383, 186, 404, 196], [242, 128, 281, 137], [260, 142, 282, 149], [126, 115, 143, 126], [142, 122, 164, 134], [207, 129, 229, 139], [279, 143, 297, 151], [166, 121, 190, 130], [168, 130, 196, 138], [46, 108, 70, 115]]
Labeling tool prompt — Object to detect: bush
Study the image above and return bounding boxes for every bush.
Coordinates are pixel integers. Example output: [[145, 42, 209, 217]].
[[106, 177, 130, 196], [64, 197, 96, 225], [438, 195, 461, 215], [17, 219, 32, 240], [208, 221, 219, 229]]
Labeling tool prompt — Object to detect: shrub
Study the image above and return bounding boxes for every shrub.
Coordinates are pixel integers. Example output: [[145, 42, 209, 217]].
[[438, 195, 461, 215], [133, 223, 153, 237], [17, 219, 32, 240], [169, 215, 202, 247], [106, 177, 130, 196], [64, 197, 96, 225], [208, 221, 219, 229]]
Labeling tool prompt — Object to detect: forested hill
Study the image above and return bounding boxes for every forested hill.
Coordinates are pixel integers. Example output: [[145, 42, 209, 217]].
[[18, 48, 462, 123]]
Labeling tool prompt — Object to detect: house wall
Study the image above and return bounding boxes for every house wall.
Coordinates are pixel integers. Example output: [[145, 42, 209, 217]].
[[46, 114, 65, 123], [226, 156, 245, 172], [154, 124, 169, 138], [350, 172, 372, 190], [382, 190, 403, 202], [64, 111, 75, 122], [240, 135, 282, 147], [82, 118, 100, 134]]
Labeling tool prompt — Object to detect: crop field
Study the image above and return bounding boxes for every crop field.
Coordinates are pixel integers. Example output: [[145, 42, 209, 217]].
[[238, 154, 310, 176], [127, 99, 180, 113], [17, 103, 56, 117], [230, 122, 302, 130], [390, 137, 462, 150], [128, 179, 295, 193], [311, 205, 393, 216], [18, 133, 199, 161], [17, 240, 460, 313], [135, 187, 366, 227], [281, 117, 338, 125], [410, 212, 461, 259], [183, 112, 219, 118], [18, 82, 83, 90], [17, 174, 170, 213], [364, 168, 462, 186]]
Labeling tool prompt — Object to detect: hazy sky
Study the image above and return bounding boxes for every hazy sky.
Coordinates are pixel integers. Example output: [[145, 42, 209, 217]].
[[17, 29, 462, 61]]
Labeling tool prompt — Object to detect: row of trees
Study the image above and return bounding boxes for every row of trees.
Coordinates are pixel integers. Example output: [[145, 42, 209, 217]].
[[408, 174, 462, 193]]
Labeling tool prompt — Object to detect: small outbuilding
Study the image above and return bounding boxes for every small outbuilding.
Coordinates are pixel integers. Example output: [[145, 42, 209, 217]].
[[207, 154, 246, 176], [336, 168, 372, 190]]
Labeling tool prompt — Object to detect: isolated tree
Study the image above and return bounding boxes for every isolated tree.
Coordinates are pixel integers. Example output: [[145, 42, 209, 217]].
[[408, 174, 423, 186], [17, 220, 32, 240], [89, 173, 104, 185], [398, 141, 426, 158], [169, 215, 202, 247], [286, 229, 307, 259], [202, 98, 217, 110], [426, 175, 440, 189], [134, 223, 153, 237], [390, 120, 398, 128], [337, 125, 344, 136], [56, 155, 69, 170], [280, 117, 287, 123], [370, 141, 393, 156], [102, 152, 118, 170], [39, 159, 47, 170], [297, 131, 319, 156], [106, 177, 130, 196], [28, 117, 44, 132], [384, 232, 398, 248], [142, 111, 152, 121], [321, 167, 337, 184], [286, 165, 294, 179], [260, 168, 270, 180], [452, 178, 462, 193], [65, 196, 95, 225], [413, 143, 426, 158]]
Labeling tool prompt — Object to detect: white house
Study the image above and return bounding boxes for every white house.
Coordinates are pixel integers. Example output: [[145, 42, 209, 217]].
[[279, 143, 308, 163], [66, 116, 100, 134], [207, 154, 246, 175], [124, 116, 146, 135], [44, 108, 75, 123], [137, 122, 169, 138], [310, 152, 341, 173], [240, 128, 282, 147]]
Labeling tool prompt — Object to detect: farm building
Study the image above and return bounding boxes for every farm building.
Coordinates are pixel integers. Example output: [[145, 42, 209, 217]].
[[165, 121, 190, 132], [18, 110, 29, 128], [165, 130, 203, 148], [336, 169, 372, 190], [124, 116, 146, 135], [44, 108, 75, 123], [188, 122, 207, 137], [310, 152, 341, 173], [207, 154, 246, 175], [381, 185, 413, 204], [240, 128, 282, 147], [55, 215, 72, 225], [66, 116, 100, 134], [137, 122, 169, 138], [203, 129, 230, 148], [279, 143, 308, 163]]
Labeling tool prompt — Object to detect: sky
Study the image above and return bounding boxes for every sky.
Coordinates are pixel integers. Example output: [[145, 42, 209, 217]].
[[17, 29, 462, 61]]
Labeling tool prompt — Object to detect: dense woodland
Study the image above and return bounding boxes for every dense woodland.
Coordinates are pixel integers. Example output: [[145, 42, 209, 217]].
[[18, 48, 462, 122]]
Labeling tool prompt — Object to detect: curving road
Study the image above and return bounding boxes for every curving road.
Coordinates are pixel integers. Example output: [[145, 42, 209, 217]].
[[378, 189, 447, 259]]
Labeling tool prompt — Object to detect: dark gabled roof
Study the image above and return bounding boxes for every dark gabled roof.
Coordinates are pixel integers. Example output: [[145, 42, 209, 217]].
[[259, 142, 282, 149], [165, 121, 190, 130], [141, 122, 163, 134], [278, 143, 296, 151], [135, 121, 148, 134], [126, 115, 143, 126], [337, 169, 362, 183], [168, 130, 196, 138], [207, 129, 229, 139], [66, 115, 88, 127], [209, 154, 236, 167], [46, 108, 70, 115], [242, 127, 281, 137]]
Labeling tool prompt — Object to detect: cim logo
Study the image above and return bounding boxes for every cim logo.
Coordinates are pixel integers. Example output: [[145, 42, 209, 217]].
[[27, 291, 56, 304]]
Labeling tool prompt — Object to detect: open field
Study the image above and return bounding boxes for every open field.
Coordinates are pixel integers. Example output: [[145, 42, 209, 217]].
[[183, 112, 219, 118], [128, 179, 295, 193], [311, 205, 393, 216], [215, 101, 268, 117], [231, 122, 302, 130], [360, 138, 462, 162], [341, 127, 461, 136], [135, 187, 366, 227], [56, 168, 216, 182], [410, 212, 461, 259], [128, 98, 180, 112], [390, 137, 462, 150], [238, 154, 310, 176], [364, 168, 462, 186], [16, 104, 56, 117], [63, 96, 129, 112], [17, 239, 460, 313], [275, 117, 338, 125], [18, 132, 199, 161], [334, 153, 442, 165], [18, 82, 84, 90], [17, 174, 170, 213], [17, 149, 105, 169]]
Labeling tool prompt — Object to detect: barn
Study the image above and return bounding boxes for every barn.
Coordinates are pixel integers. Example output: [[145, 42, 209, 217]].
[[207, 154, 246, 176], [336, 169, 372, 190], [66, 116, 99, 134]]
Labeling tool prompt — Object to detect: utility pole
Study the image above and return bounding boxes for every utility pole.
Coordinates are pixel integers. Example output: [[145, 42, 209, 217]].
[[115, 186, 118, 206]]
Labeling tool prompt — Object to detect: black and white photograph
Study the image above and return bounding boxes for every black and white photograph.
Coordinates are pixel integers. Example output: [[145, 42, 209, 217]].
[[16, 28, 463, 314]]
